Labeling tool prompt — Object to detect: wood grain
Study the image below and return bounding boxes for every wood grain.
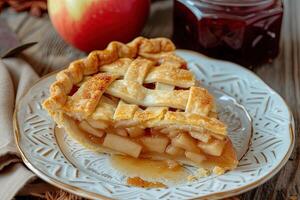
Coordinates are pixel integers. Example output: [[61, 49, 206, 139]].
[[1, 0, 299, 199], [241, 0, 300, 199]]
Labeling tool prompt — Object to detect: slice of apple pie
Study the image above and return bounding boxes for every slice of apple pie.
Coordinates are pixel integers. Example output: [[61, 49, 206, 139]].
[[43, 37, 238, 172]]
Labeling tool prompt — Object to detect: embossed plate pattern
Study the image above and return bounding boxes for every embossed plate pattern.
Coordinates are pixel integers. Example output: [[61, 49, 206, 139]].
[[14, 50, 295, 200]]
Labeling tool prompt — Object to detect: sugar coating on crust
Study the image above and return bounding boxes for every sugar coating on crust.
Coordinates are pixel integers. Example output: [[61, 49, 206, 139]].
[[43, 37, 226, 136]]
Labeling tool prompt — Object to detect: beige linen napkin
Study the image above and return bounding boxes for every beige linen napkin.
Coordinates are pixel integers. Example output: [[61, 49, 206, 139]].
[[0, 58, 38, 200]]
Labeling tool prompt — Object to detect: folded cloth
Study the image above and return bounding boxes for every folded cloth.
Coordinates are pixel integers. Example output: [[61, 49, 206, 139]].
[[0, 58, 39, 200]]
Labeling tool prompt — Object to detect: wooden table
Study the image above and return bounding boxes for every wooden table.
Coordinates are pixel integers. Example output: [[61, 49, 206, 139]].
[[1, 0, 299, 199]]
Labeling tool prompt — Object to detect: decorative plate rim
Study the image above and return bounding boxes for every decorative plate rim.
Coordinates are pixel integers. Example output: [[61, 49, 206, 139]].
[[14, 50, 295, 200]]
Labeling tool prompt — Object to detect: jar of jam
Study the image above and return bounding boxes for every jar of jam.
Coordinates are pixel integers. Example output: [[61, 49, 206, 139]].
[[173, 0, 283, 66]]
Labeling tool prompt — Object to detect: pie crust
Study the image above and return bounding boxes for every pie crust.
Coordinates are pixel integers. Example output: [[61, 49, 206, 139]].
[[43, 37, 238, 173]]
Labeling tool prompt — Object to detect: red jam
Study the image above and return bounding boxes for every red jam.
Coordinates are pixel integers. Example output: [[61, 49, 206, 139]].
[[173, 0, 283, 67]]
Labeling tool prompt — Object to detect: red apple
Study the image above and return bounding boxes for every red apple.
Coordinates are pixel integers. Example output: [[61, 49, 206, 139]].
[[48, 0, 150, 52]]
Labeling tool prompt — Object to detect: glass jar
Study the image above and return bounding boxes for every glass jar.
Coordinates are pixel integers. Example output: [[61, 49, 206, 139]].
[[173, 0, 283, 67]]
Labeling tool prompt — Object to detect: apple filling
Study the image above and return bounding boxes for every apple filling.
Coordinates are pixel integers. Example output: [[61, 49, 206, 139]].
[[76, 117, 235, 169]]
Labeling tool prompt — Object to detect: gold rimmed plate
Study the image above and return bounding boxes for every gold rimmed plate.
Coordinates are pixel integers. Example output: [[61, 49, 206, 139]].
[[14, 50, 294, 200]]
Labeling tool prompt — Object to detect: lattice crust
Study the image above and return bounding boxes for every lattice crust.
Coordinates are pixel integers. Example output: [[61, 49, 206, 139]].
[[43, 37, 238, 171], [43, 37, 218, 131], [43, 37, 181, 113]]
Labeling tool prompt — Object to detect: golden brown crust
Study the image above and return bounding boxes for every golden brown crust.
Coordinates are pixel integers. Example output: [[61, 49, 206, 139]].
[[63, 73, 118, 119], [43, 37, 238, 171], [144, 64, 195, 87], [43, 37, 176, 116], [43, 37, 226, 135], [186, 87, 214, 116]]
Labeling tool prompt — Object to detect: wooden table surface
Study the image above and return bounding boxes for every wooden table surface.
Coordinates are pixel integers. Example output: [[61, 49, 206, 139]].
[[1, 0, 299, 199]]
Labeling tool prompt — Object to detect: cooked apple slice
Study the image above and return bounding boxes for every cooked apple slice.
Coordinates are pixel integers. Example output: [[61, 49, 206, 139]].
[[115, 128, 128, 137], [103, 134, 142, 158], [185, 151, 206, 164], [126, 127, 144, 137], [168, 130, 180, 138], [190, 131, 211, 143], [211, 133, 226, 140], [140, 136, 169, 153], [165, 145, 185, 156], [106, 128, 128, 137], [159, 127, 170, 134], [79, 121, 105, 138], [158, 127, 179, 138], [198, 139, 226, 156], [172, 132, 199, 152], [86, 119, 108, 130], [165, 159, 180, 169]]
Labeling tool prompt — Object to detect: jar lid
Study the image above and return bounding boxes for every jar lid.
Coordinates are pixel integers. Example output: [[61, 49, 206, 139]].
[[181, 0, 278, 16], [200, 0, 274, 7]]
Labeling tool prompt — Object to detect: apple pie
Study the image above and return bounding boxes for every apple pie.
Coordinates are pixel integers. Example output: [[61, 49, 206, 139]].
[[43, 37, 238, 173]]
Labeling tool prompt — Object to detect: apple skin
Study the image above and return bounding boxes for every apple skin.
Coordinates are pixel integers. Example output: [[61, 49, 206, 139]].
[[48, 0, 150, 52]]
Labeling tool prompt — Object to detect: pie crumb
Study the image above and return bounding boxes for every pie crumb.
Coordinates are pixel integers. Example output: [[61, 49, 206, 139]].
[[187, 175, 197, 182], [165, 159, 180, 169], [213, 166, 225, 175], [127, 177, 166, 188], [196, 168, 210, 178]]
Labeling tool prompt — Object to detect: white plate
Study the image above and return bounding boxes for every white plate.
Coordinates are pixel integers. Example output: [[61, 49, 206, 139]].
[[14, 50, 295, 200]]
